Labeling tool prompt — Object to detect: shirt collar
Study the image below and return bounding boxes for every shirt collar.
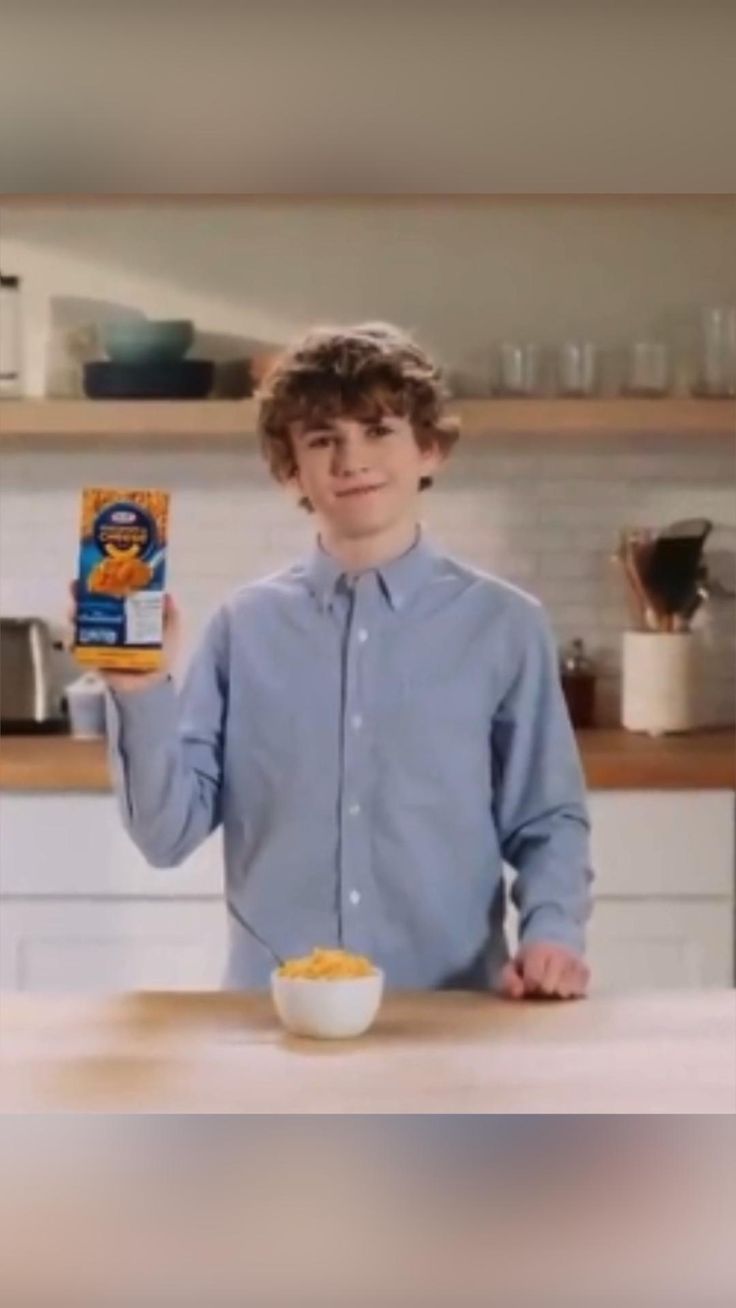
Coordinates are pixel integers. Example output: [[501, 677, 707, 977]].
[[305, 526, 437, 613]]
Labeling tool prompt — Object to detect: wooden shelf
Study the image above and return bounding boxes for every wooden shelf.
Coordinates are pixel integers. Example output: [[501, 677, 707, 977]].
[[0, 397, 733, 441], [1, 729, 733, 793], [0, 399, 257, 439], [457, 397, 735, 438]]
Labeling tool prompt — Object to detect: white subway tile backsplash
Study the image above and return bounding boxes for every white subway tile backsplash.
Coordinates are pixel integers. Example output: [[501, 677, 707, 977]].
[[1, 436, 734, 726], [537, 551, 610, 580]]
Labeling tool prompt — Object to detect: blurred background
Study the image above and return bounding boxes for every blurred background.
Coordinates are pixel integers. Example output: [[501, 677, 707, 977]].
[[1, 1117, 735, 1304]]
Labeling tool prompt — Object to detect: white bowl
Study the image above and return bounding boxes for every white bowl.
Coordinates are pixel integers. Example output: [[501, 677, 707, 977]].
[[270, 969, 384, 1039]]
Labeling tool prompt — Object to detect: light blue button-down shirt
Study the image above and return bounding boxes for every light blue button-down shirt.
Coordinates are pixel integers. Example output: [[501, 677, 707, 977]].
[[107, 531, 592, 989]]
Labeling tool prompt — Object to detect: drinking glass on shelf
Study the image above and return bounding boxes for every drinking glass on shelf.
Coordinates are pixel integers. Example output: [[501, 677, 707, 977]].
[[696, 306, 736, 397], [556, 341, 598, 397], [495, 342, 543, 396], [624, 341, 671, 397]]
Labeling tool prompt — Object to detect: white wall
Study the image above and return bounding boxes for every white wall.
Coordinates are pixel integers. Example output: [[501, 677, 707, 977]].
[[2, 3, 735, 191], [1, 199, 734, 725], [3, 199, 736, 394]]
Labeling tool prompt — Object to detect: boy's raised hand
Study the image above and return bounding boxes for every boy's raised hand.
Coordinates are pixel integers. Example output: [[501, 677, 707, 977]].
[[497, 942, 589, 1000], [67, 582, 180, 694]]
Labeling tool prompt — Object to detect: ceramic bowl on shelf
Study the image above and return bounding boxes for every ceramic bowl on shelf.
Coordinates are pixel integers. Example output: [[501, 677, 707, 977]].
[[83, 359, 213, 399], [270, 968, 384, 1039], [101, 319, 194, 365]]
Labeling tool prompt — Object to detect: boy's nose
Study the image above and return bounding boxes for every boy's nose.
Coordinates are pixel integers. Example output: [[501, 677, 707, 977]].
[[332, 437, 369, 477]]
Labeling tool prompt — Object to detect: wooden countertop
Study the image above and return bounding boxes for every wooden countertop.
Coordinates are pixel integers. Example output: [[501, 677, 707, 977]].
[[0, 736, 111, 792], [575, 726, 735, 789], [1, 989, 734, 1113], [1, 728, 734, 792]]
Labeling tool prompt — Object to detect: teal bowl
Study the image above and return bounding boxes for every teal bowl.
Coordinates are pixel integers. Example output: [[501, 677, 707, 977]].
[[101, 319, 194, 365]]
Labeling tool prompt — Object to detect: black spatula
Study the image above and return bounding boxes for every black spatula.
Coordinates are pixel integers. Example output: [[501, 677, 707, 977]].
[[643, 519, 712, 617]]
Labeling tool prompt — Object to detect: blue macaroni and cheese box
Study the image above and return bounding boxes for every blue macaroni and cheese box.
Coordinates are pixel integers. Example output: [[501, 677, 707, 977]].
[[74, 487, 170, 671]]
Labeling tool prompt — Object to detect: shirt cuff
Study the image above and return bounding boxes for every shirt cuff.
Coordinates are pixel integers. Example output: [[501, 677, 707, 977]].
[[518, 906, 586, 957]]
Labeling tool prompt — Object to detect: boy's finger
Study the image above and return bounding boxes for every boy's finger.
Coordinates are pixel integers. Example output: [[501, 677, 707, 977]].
[[553, 960, 588, 999], [66, 582, 78, 627], [566, 960, 590, 997], [555, 965, 578, 999], [163, 596, 180, 653], [497, 961, 525, 1000], [539, 954, 568, 995], [518, 949, 546, 992]]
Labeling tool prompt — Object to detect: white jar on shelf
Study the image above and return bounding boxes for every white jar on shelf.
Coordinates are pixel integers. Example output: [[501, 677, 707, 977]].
[[0, 272, 22, 397]]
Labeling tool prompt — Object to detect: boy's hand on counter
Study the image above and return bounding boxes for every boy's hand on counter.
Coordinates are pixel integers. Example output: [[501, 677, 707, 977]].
[[498, 943, 589, 1001], [67, 583, 180, 694]]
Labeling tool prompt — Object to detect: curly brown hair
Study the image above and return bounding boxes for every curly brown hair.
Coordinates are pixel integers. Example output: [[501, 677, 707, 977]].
[[256, 322, 459, 507]]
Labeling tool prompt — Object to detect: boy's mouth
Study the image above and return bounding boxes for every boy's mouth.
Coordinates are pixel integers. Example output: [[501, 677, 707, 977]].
[[335, 483, 385, 499]]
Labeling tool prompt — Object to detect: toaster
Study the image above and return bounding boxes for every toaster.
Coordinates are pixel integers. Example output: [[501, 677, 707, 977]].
[[0, 617, 67, 732]]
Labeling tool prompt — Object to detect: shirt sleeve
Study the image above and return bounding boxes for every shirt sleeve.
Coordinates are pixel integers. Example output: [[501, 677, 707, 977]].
[[490, 601, 594, 955], [105, 607, 229, 867]]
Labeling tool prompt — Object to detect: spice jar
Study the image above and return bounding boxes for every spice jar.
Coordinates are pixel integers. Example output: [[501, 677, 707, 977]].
[[560, 637, 597, 728]]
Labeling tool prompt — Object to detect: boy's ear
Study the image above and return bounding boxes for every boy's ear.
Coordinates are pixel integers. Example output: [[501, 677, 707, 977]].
[[420, 440, 448, 477], [284, 470, 313, 513], [285, 469, 304, 501]]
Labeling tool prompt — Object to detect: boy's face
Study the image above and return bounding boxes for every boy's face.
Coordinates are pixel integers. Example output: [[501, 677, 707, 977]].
[[289, 409, 443, 541]]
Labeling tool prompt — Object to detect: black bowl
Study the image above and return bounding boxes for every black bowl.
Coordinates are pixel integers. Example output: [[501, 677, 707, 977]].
[[83, 359, 214, 400]]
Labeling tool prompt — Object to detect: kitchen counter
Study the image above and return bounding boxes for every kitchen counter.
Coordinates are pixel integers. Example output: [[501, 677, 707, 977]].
[[1, 989, 734, 1113], [0, 728, 734, 791], [575, 726, 735, 789], [0, 736, 111, 791]]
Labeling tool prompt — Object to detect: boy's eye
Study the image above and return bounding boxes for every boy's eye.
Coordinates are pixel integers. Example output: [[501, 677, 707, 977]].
[[367, 422, 391, 438], [307, 435, 332, 449]]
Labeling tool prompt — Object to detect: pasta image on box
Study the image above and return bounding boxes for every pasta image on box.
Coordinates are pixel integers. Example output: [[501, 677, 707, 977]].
[[74, 487, 170, 671]]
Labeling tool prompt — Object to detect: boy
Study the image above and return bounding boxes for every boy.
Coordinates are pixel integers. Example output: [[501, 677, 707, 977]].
[[101, 322, 592, 998]]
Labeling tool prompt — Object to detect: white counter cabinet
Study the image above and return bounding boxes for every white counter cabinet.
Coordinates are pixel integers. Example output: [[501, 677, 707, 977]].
[[1, 792, 733, 992]]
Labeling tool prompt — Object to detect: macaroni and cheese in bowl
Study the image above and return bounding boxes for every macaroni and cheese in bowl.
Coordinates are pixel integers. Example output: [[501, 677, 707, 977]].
[[271, 948, 384, 1039]]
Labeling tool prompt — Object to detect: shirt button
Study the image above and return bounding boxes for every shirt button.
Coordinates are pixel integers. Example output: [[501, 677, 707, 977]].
[[349, 889, 361, 906], [348, 802, 361, 817], [351, 713, 363, 731], [357, 628, 369, 643]]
